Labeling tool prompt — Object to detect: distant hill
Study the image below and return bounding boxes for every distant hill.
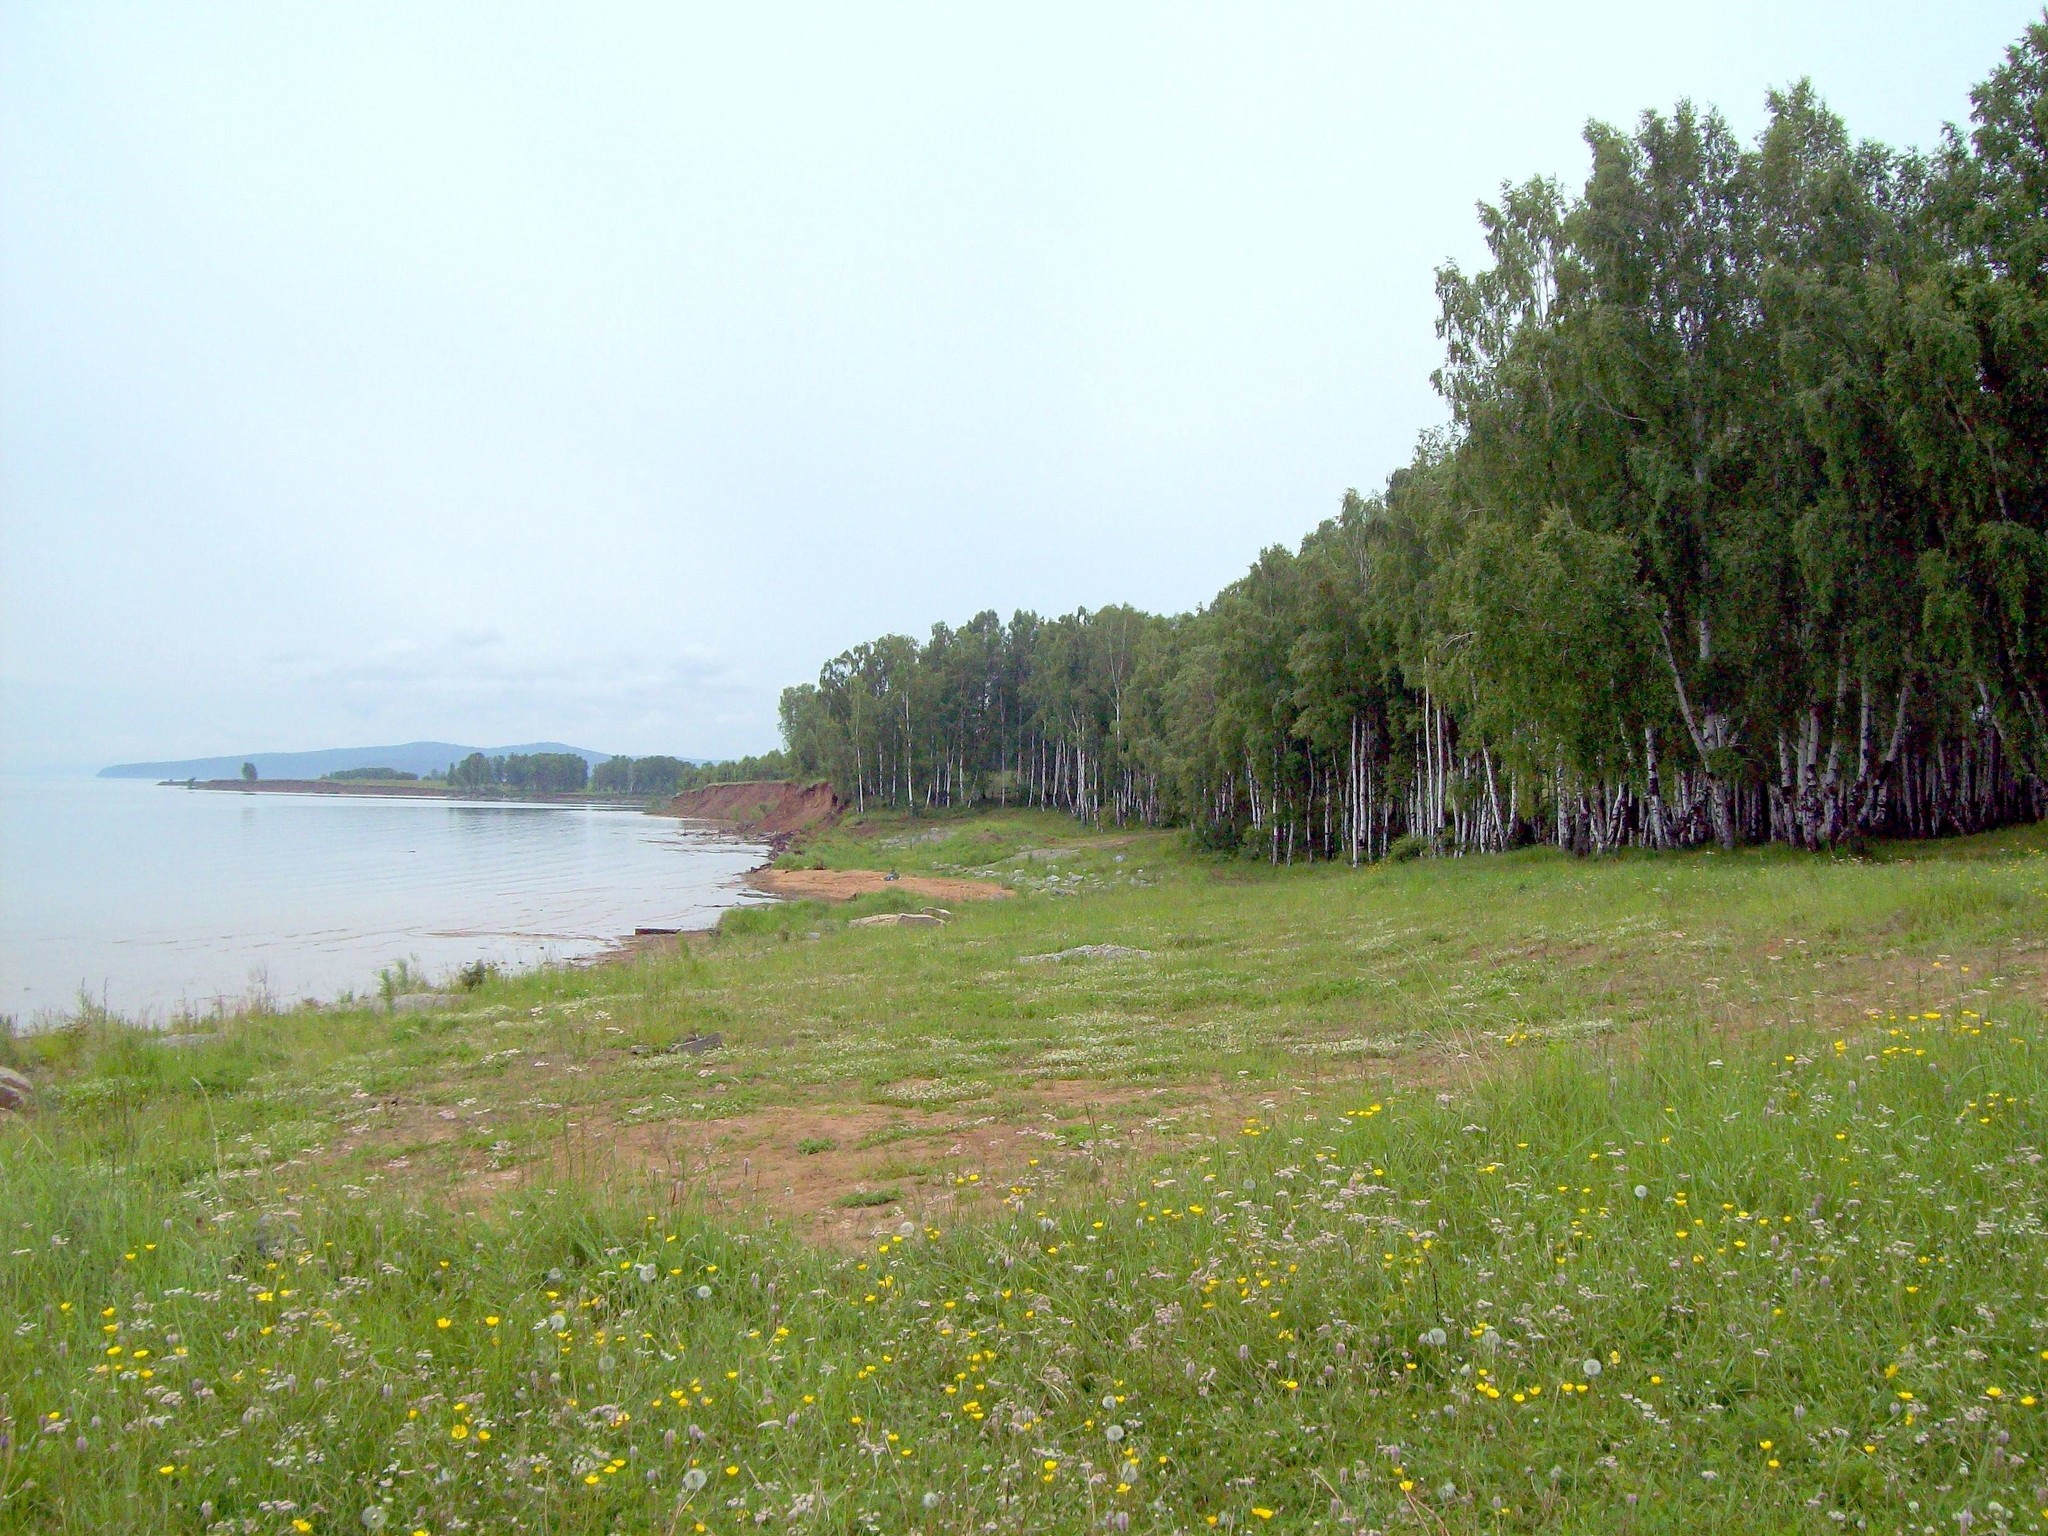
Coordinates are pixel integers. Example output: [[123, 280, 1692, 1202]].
[[99, 741, 615, 781]]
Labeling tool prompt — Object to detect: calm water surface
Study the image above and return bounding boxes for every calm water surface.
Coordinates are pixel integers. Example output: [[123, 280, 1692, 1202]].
[[0, 776, 768, 1021]]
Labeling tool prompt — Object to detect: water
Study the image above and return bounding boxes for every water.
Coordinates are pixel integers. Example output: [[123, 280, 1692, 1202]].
[[0, 775, 769, 1022]]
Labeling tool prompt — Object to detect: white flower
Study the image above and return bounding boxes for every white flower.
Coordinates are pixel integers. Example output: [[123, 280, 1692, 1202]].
[[360, 1509, 388, 1531], [696, 1284, 713, 1300], [922, 1491, 943, 1510], [1582, 1359, 1602, 1378], [1633, 1185, 1649, 1199], [636, 1263, 658, 1283], [1102, 1394, 1118, 1412], [1105, 1424, 1125, 1443], [1421, 1327, 1447, 1348], [682, 1468, 708, 1492]]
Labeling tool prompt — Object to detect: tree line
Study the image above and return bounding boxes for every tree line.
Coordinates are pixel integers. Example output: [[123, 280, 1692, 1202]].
[[589, 752, 795, 799], [777, 21, 2048, 857], [445, 751, 591, 794]]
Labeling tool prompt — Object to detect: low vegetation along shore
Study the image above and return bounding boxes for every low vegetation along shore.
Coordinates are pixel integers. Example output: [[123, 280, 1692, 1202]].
[[3, 809, 2045, 1533]]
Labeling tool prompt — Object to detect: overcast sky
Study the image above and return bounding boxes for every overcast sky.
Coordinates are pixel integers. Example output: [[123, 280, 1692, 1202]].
[[2, 3, 2036, 769]]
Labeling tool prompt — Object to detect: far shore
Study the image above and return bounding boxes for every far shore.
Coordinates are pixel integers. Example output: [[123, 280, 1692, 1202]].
[[178, 777, 653, 807]]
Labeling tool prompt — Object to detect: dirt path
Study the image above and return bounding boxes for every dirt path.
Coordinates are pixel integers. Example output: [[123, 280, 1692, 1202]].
[[748, 868, 1014, 903]]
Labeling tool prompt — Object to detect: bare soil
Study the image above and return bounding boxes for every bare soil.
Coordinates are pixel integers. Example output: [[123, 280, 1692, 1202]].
[[660, 780, 844, 838], [748, 868, 1014, 903]]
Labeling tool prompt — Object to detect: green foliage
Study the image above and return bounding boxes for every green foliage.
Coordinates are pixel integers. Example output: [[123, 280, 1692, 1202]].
[[776, 22, 2048, 859]]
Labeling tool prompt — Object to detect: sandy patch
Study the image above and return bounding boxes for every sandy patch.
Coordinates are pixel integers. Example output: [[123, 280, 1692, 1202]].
[[748, 868, 1014, 903]]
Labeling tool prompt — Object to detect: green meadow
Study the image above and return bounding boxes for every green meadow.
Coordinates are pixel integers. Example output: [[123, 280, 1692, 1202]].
[[3, 812, 2046, 1533]]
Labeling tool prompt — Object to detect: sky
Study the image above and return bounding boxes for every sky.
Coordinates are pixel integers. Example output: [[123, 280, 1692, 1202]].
[[2, 3, 2038, 770]]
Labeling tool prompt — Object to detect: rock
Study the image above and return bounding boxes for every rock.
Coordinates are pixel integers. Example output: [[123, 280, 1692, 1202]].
[[0, 1067, 29, 1111], [849, 912, 945, 928], [630, 1033, 723, 1057], [389, 993, 459, 1014], [1019, 944, 1155, 965], [249, 1210, 300, 1260]]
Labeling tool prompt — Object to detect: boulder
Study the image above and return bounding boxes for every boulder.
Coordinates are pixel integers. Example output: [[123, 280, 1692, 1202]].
[[849, 912, 946, 928], [0, 1066, 28, 1111]]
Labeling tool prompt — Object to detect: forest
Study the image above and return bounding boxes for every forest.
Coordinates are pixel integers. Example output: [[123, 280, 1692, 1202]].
[[777, 20, 2048, 858]]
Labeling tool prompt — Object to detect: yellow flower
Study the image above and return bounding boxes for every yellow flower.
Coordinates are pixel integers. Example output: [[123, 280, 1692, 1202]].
[[1253, 1511, 1275, 1521], [436, 1318, 451, 1330]]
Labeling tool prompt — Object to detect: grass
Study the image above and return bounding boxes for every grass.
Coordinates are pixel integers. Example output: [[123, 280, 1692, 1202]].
[[2, 809, 2046, 1532]]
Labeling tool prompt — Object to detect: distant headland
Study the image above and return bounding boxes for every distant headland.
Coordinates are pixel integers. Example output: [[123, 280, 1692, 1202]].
[[98, 741, 614, 781]]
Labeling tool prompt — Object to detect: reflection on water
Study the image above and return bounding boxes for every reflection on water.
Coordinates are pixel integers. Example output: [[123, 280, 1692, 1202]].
[[0, 776, 768, 1021]]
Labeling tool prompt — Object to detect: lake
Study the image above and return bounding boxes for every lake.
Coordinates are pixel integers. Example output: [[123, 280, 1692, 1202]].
[[0, 775, 769, 1023]]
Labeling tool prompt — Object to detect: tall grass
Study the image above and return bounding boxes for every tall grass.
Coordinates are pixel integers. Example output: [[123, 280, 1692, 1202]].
[[3, 1001, 2043, 1532]]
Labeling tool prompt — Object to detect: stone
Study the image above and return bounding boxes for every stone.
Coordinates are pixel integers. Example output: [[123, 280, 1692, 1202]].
[[849, 912, 946, 928], [389, 993, 459, 1014], [1019, 944, 1154, 965], [629, 1033, 723, 1057], [0, 1066, 29, 1111]]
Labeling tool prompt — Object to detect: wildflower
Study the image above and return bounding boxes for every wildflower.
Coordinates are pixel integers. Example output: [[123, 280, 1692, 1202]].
[[436, 1318, 450, 1329], [682, 1468, 708, 1492], [1582, 1359, 1602, 1378]]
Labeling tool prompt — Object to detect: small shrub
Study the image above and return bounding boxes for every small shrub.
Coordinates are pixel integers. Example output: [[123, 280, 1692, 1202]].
[[796, 1136, 837, 1155], [377, 958, 427, 1002], [1386, 833, 1430, 862], [835, 1186, 900, 1208]]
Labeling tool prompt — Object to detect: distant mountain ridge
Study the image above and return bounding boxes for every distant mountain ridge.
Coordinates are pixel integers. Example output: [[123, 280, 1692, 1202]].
[[99, 741, 615, 781]]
